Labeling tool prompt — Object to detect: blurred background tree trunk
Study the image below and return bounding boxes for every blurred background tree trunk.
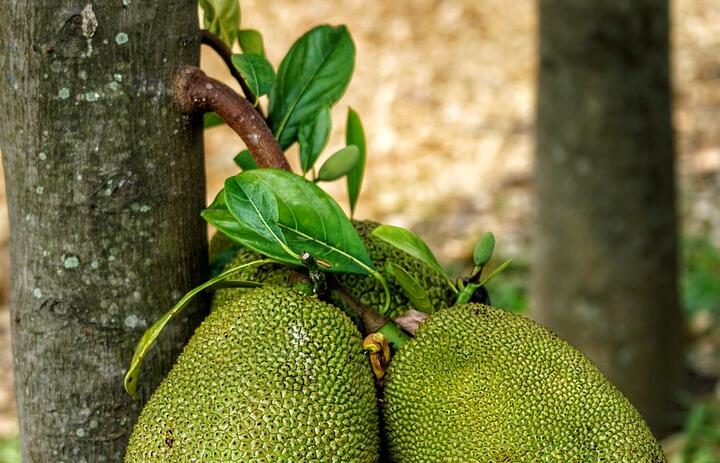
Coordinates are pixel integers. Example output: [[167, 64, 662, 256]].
[[0, 1, 206, 460], [533, 0, 682, 436]]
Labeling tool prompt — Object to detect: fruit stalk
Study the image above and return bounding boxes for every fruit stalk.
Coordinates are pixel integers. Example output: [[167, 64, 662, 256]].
[[329, 277, 410, 349], [173, 66, 291, 170]]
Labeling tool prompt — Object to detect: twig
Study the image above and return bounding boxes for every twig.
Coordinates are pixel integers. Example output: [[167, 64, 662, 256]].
[[174, 66, 290, 171], [200, 29, 261, 116]]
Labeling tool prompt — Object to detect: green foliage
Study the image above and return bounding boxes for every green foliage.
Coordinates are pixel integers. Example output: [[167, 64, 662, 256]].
[[371, 224, 456, 293], [484, 257, 529, 314], [269, 25, 355, 149], [682, 237, 720, 315], [203, 111, 225, 129], [207, 170, 376, 276], [0, 437, 20, 463], [385, 262, 433, 314], [208, 180, 297, 265], [298, 106, 332, 173], [345, 108, 366, 216], [199, 0, 241, 48], [230, 54, 276, 104], [233, 149, 258, 171], [238, 29, 265, 56], [675, 399, 720, 463], [124, 261, 265, 397], [316, 145, 359, 182]]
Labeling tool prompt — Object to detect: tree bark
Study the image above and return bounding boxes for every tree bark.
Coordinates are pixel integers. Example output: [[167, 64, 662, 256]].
[[0, 1, 206, 460], [534, 0, 681, 436]]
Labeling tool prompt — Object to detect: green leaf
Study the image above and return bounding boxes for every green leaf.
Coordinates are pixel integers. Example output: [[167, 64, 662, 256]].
[[243, 169, 375, 275], [233, 149, 258, 171], [479, 259, 512, 286], [316, 145, 359, 182], [345, 108, 366, 216], [202, 191, 260, 254], [298, 106, 332, 173], [124, 261, 266, 398], [238, 29, 266, 56], [371, 224, 457, 293], [204, 112, 225, 129], [269, 25, 355, 149], [231, 54, 276, 104], [199, 0, 241, 48], [473, 232, 496, 268], [221, 176, 300, 265], [202, 189, 298, 267], [386, 262, 433, 314]]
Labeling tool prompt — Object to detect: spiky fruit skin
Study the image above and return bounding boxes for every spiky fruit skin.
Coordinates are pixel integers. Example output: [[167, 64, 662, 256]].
[[125, 286, 380, 462], [382, 304, 667, 463], [210, 220, 456, 318]]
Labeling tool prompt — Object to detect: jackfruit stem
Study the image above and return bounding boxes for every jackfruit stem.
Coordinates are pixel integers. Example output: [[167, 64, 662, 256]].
[[173, 66, 291, 171], [377, 322, 409, 350], [329, 278, 410, 349]]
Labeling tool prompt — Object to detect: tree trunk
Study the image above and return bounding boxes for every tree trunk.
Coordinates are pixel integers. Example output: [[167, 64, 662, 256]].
[[533, 0, 681, 436], [0, 1, 206, 460]]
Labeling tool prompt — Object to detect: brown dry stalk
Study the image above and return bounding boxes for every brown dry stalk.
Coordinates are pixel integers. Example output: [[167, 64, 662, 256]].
[[173, 66, 290, 171]]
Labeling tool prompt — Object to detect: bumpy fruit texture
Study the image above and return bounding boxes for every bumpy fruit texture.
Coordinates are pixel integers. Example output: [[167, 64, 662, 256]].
[[125, 286, 380, 462], [209, 220, 456, 318], [382, 304, 667, 463]]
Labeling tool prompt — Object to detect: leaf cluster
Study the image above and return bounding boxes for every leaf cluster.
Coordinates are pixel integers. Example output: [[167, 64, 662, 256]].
[[125, 3, 512, 395]]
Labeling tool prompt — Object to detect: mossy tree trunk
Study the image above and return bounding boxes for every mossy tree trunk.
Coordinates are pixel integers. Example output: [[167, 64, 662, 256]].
[[533, 0, 681, 436], [0, 1, 206, 460]]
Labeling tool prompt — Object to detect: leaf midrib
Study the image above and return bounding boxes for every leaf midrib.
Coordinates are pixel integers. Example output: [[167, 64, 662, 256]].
[[274, 30, 346, 143]]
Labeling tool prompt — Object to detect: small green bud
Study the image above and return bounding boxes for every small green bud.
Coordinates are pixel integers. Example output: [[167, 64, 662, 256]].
[[473, 232, 495, 268]]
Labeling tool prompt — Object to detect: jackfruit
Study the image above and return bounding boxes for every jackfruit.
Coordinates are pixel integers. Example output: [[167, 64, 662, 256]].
[[382, 303, 667, 462], [125, 286, 380, 462], [210, 220, 455, 318]]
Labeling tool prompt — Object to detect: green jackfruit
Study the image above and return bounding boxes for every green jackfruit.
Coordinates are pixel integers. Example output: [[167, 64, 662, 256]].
[[209, 220, 455, 318], [125, 286, 380, 462], [382, 304, 667, 463]]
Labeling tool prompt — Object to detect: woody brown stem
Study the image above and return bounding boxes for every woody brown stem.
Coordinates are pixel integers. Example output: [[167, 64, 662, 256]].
[[200, 29, 261, 116], [174, 66, 291, 171]]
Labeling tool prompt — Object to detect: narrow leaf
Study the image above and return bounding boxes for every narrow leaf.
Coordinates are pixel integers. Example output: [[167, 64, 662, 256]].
[[124, 262, 266, 398], [345, 108, 366, 215], [231, 54, 276, 103], [479, 259, 512, 286], [316, 145, 359, 182], [386, 262, 433, 314], [238, 29, 266, 56], [221, 175, 300, 264], [204, 112, 225, 129], [473, 232, 496, 268], [269, 25, 355, 149], [199, 0, 241, 48], [233, 149, 258, 171], [372, 224, 457, 293], [298, 107, 332, 173], [243, 169, 375, 275]]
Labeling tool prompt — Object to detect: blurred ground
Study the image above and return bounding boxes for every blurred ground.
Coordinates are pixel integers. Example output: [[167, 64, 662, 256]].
[[1, 0, 719, 459]]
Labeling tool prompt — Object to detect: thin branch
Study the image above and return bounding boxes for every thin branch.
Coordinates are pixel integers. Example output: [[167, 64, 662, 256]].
[[200, 29, 261, 116], [327, 275, 395, 334], [174, 66, 290, 171]]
